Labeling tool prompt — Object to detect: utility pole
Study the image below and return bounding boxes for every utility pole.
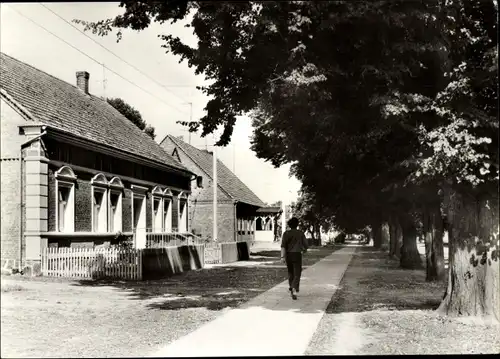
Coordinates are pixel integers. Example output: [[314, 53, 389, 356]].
[[102, 63, 107, 98], [213, 133, 218, 242]]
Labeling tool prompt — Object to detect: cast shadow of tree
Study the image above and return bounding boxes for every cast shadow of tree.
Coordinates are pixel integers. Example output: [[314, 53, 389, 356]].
[[72, 246, 338, 313], [324, 247, 446, 314]]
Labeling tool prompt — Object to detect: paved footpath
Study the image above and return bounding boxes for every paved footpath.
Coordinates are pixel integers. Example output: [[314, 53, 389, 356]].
[[150, 246, 356, 357]]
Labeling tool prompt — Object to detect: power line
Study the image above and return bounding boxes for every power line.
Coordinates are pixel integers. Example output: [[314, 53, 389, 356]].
[[7, 5, 189, 115], [39, 3, 196, 103]]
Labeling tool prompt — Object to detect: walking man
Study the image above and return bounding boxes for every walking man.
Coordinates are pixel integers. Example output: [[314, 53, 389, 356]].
[[280, 217, 308, 300]]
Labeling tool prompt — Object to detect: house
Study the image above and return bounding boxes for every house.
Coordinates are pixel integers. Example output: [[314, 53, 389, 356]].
[[160, 135, 280, 243], [0, 53, 196, 273]]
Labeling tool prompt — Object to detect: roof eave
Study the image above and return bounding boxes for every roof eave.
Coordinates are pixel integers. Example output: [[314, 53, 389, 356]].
[[0, 87, 36, 122]]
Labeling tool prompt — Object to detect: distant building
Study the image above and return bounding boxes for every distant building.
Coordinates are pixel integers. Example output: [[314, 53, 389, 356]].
[[0, 53, 194, 271], [160, 135, 279, 242]]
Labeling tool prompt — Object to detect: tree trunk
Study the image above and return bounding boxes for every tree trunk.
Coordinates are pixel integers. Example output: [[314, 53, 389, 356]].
[[372, 222, 383, 249], [315, 225, 321, 246], [438, 185, 499, 321], [381, 222, 390, 251], [423, 203, 446, 282], [389, 217, 403, 258], [400, 214, 423, 269]]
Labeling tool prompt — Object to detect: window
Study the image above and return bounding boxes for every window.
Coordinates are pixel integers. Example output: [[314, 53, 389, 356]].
[[178, 192, 189, 233], [109, 192, 121, 232], [196, 176, 203, 188], [131, 184, 148, 248], [55, 166, 76, 233], [108, 177, 124, 232], [151, 186, 164, 232], [163, 189, 173, 232], [163, 198, 172, 232], [93, 188, 107, 232], [90, 174, 125, 233], [57, 185, 71, 231]]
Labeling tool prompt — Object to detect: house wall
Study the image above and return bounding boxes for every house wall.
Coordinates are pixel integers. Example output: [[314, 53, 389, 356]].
[[74, 177, 93, 232], [191, 202, 235, 242], [122, 188, 133, 232], [0, 98, 26, 265]]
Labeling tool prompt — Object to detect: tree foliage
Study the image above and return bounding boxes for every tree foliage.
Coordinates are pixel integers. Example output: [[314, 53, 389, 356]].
[[77, 1, 498, 297], [386, 0, 498, 189], [291, 189, 333, 237], [107, 97, 157, 140], [78, 1, 446, 230]]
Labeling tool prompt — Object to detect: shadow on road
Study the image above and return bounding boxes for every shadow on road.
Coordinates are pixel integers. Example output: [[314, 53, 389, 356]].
[[71, 246, 338, 312]]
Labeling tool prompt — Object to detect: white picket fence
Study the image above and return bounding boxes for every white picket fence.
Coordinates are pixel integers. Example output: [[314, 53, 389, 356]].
[[41, 247, 142, 280], [146, 232, 206, 248]]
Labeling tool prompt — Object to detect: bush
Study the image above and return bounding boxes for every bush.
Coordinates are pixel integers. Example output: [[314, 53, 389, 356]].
[[114, 231, 133, 249]]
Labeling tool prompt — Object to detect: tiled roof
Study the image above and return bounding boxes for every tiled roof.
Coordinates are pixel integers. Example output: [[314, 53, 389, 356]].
[[0, 52, 189, 174], [162, 135, 266, 207]]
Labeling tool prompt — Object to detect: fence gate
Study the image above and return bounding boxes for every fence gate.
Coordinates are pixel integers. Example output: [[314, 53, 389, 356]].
[[204, 243, 221, 264]]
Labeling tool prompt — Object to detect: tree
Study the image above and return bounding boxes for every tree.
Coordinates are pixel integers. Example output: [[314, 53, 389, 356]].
[[76, 0, 498, 320], [386, 0, 498, 315], [291, 189, 333, 245], [418, 0, 498, 318], [107, 97, 156, 140], [246, 0, 442, 268]]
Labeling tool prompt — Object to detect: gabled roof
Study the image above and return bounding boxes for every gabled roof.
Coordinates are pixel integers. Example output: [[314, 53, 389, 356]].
[[0, 52, 190, 175], [162, 135, 266, 207]]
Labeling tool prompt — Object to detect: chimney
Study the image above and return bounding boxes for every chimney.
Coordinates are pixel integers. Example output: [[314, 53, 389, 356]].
[[176, 135, 184, 142], [76, 71, 90, 94]]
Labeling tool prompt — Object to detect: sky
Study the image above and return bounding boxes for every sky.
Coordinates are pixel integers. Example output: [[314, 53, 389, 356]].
[[0, 2, 301, 205]]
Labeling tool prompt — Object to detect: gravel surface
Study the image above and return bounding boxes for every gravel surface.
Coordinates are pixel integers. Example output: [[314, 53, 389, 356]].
[[306, 246, 500, 355], [1, 246, 336, 358]]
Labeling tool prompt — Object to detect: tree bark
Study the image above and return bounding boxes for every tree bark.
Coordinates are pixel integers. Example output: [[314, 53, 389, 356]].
[[315, 225, 322, 246], [422, 203, 446, 282], [308, 226, 315, 242], [399, 214, 423, 269], [389, 216, 403, 258], [372, 222, 383, 249], [381, 222, 390, 251], [438, 185, 499, 321]]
